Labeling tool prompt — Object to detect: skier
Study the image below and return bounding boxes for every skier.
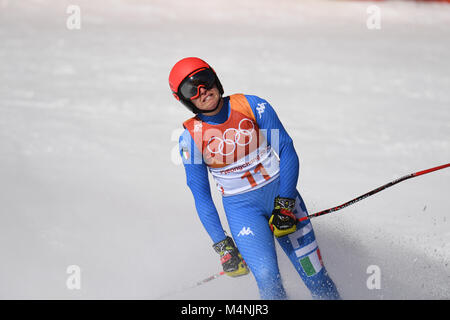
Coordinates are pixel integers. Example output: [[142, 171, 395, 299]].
[[169, 57, 341, 300]]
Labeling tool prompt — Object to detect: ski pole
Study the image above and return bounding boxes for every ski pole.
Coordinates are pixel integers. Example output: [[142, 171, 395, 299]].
[[160, 164, 449, 298], [193, 271, 226, 287], [156, 271, 225, 299], [298, 163, 450, 223]]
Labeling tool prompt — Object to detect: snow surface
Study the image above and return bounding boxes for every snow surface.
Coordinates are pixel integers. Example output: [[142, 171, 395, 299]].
[[0, 0, 449, 299]]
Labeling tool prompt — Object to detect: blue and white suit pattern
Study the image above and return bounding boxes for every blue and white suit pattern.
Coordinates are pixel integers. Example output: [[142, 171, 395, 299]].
[[179, 94, 340, 300]]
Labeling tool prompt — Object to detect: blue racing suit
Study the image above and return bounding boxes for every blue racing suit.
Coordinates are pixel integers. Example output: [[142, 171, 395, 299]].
[[179, 94, 340, 300]]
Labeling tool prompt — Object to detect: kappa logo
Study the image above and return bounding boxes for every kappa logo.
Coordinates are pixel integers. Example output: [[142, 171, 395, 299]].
[[256, 102, 266, 119], [237, 226, 254, 237], [194, 122, 203, 132]]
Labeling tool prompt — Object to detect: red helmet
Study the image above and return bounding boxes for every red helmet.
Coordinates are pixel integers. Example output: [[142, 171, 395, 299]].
[[169, 57, 224, 113]]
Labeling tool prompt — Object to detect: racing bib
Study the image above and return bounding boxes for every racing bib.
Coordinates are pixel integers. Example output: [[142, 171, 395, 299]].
[[183, 94, 280, 196]]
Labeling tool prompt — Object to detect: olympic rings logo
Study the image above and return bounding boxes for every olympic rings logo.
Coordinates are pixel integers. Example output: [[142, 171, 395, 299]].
[[206, 118, 255, 156]]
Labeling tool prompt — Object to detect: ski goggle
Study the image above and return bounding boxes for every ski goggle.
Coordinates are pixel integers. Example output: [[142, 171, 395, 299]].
[[178, 68, 216, 100]]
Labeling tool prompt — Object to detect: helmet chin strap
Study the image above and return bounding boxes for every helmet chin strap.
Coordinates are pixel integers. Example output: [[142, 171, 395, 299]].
[[195, 96, 223, 115]]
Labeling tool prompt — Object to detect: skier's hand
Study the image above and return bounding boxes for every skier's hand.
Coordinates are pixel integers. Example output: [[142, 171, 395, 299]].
[[212, 236, 249, 277], [269, 196, 297, 237]]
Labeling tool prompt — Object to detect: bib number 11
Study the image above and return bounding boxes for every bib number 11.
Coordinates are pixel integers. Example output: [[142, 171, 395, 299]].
[[241, 163, 271, 188]]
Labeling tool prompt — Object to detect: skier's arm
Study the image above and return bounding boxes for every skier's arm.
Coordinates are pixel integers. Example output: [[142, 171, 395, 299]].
[[246, 95, 300, 199], [179, 131, 227, 244]]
